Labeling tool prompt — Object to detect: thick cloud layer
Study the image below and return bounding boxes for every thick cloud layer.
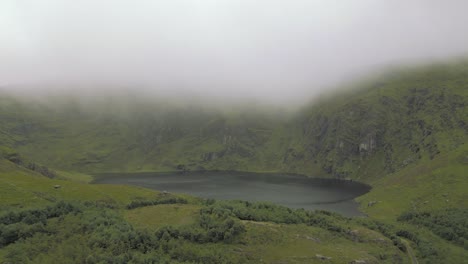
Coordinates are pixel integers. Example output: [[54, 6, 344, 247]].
[[1, 0, 468, 102]]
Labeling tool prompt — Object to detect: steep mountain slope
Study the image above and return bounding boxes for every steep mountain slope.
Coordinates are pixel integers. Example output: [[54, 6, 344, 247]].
[[0, 95, 284, 172], [1, 61, 467, 180], [287, 62, 468, 180]]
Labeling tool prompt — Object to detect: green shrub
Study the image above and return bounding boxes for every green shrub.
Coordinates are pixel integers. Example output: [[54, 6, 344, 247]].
[[398, 208, 468, 246]]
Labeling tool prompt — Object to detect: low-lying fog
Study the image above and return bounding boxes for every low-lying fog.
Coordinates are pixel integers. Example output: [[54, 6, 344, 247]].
[[1, 0, 468, 104]]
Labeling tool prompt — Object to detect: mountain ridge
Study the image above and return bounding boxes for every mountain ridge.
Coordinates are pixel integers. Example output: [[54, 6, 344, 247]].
[[1, 60, 466, 183]]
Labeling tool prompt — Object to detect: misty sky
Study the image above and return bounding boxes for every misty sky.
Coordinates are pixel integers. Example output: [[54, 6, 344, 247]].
[[1, 0, 468, 102]]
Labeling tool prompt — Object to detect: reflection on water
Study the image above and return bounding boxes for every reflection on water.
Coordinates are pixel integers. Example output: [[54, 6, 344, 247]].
[[92, 171, 371, 217]]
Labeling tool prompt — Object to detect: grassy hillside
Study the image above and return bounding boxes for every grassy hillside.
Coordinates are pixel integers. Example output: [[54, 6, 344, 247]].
[[0, 155, 466, 263], [287, 62, 467, 179], [357, 143, 468, 220], [0, 94, 286, 173], [0, 60, 467, 263], [1, 61, 466, 180], [0, 159, 413, 263]]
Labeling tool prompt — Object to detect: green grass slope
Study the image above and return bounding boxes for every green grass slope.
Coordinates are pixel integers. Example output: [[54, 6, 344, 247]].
[[0, 158, 412, 263], [357, 144, 468, 220]]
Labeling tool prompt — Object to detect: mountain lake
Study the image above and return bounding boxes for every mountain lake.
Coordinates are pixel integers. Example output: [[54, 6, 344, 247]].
[[92, 171, 371, 217]]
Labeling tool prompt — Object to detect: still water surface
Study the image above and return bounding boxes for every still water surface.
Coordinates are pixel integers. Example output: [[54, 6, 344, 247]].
[[92, 171, 371, 217]]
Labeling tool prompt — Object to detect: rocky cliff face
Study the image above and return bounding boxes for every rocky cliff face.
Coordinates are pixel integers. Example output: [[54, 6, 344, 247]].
[[284, 63, 468, 180]]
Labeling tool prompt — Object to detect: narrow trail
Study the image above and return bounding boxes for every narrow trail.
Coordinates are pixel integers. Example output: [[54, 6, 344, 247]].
[[401, 238, 418, 264]]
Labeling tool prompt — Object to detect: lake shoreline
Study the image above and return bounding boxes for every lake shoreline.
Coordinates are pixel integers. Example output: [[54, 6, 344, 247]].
[[91, 170, 371, 217]]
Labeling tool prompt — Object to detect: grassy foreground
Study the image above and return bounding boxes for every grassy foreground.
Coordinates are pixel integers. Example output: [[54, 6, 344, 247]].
[[0, 158, 410, 264], [1, 155, 467, 263]]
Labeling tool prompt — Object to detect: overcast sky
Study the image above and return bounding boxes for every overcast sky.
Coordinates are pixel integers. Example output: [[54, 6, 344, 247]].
[[1, 0, 468, 103]]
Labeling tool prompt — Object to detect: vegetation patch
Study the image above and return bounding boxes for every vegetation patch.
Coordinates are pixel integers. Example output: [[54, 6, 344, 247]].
[[398, 208, 468, 249], [0, 201, 80, 247], [126, 197, 188, 210], [124, 204, 200, 229]]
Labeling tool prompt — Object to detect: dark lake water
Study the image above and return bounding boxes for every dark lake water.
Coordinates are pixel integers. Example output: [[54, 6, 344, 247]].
[[92, 171, 371, 217]]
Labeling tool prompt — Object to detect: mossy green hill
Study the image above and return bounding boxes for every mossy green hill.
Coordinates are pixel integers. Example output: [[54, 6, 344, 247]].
[[1, 61, 466, 179], [0, 60, 467, 263]]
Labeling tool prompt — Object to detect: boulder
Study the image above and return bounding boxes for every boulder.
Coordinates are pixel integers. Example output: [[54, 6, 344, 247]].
[[349, 260, 367, 264], [316, 254, 331, 260]]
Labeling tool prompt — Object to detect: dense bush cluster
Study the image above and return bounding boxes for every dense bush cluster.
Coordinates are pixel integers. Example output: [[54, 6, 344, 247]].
[[153, 208, 245, 245], [357, 218, 441, 261], [126, 197, 188, 209], [0, 199, 353, 263], [0, 201, 80, 247], [5, 198, 447, 263], [2, 201, 246, 264], [0, 201, 80, 225], [398, 208, 468, 248], [204, 200, 347, 233], [355, 219, 407, 252]]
